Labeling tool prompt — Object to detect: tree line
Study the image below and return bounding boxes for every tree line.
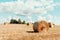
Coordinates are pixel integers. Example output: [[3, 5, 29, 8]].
[[10, 19, 25, 24]]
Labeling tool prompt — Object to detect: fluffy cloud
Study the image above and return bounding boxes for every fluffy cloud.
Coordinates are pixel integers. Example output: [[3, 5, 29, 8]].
[[37, 14, 54, 22], [0, 0, 59, 15], [0, 0, 60, 23], [47, 14, 54, 22]]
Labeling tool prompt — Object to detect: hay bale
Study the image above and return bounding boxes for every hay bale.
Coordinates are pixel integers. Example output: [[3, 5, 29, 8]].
[[48, 22, 54, 28], [33, 20, 49, 32], [26, 23, 29, 26], [27, 22, 33, 26]]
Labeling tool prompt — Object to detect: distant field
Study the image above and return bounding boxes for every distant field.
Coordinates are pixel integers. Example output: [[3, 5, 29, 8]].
[[0, 24, 60, 40]]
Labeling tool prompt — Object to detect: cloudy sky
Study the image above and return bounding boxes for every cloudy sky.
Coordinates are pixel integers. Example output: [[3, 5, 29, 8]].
[[0, 0, 60, 25]]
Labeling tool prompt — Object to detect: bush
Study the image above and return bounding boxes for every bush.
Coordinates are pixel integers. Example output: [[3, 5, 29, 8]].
[[10, 19, 18, 24], [10, 19, 26, 24]]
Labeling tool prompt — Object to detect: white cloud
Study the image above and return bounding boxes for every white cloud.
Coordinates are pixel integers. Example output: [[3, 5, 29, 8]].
[[37, 14, 54, 22], [47, 14, 54, 22], [37, 16, 46, 21], [0, 0, 58, 15], [8, 16, 11, 19], [0, 0, 60, 23]]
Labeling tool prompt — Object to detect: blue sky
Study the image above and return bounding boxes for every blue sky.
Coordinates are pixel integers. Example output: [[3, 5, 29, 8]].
[[0, 0, 60, 25], [0, 0, 17, 2]]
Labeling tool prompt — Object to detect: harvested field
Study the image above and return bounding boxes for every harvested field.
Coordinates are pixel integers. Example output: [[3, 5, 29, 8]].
[[0, 24, 60, 40]]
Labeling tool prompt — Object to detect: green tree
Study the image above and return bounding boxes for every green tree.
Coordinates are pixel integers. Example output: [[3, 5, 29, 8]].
[[10, 19, 18, 24], [18, 19, 21, 24]]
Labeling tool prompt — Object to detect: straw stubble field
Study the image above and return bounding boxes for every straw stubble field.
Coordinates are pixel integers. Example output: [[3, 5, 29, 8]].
[[0, 24, 60, 40]]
